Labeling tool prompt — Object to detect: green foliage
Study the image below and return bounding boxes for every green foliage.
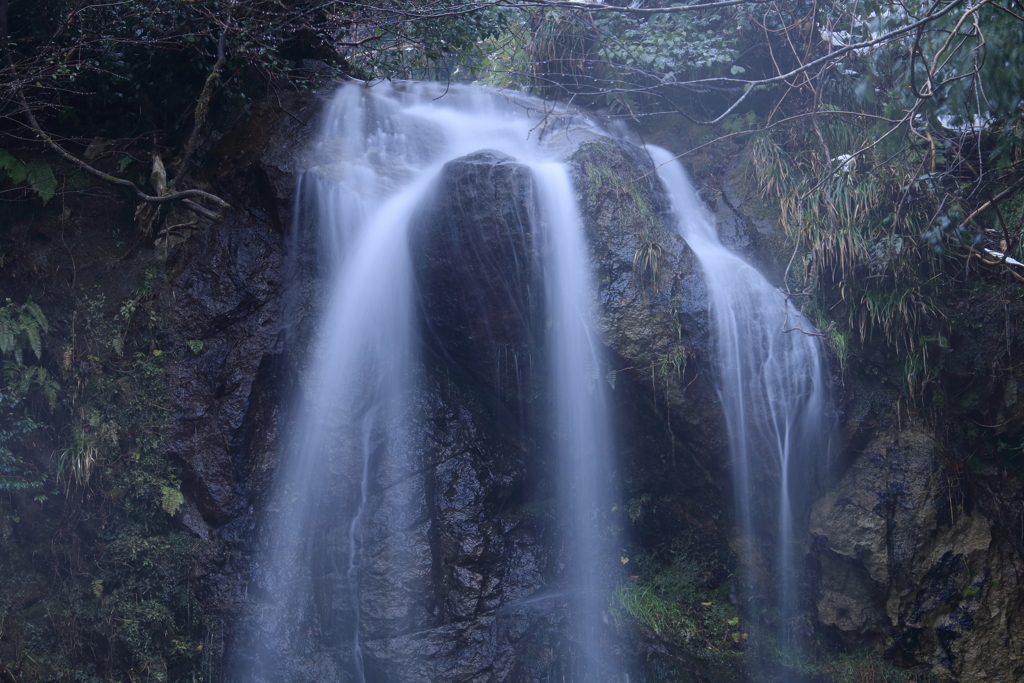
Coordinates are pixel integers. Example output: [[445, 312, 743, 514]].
[[38, 274, 211, 680], [476, 5, 748, 109], [3, 362, 60, 410], [0, 409, 46, 492], [160, 485, 184, 515], [614, 581, 697, 640], [350, 4, 512, 79], [56, 406, 118, 487], [0, 301, 57, 493], [804, 303, 851, 373], [0, 299, 49, 365], [513, 8, 602, 98], [598, 9, 742, 76], [749, 100, 1021, 395], [0, 151, 57, 204], [0, 263, 213, 682], [628, 493, 651, 524], [760, 2, 1024, 389], [611, 554, 745, 654], [633, 240, 664, 298]]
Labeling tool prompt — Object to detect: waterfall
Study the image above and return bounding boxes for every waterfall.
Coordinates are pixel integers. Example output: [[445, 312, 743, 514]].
[[647, 146, 834, 654], [241, 82, 621, 681], [535, 162, 617, 679]]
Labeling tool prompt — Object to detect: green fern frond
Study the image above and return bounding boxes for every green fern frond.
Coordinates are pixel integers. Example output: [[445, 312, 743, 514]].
[[24, 321, 42, 361], [23, 301, 48, 332], [0, 300, 49, 364], [0, 318, 14, 355]]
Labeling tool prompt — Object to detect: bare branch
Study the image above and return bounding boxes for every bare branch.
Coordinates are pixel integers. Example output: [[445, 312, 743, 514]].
[[0, 0, 229, 217], [504, 0, 775, 14], [175, 5, 232, 184], [16, 91, 229, 213]]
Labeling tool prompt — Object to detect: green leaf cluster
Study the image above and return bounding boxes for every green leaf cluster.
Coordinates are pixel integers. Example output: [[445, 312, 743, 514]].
[[0, 151, 57, 204], [0, 301, 55, 493], [599, 10, 740, 76], [0, 271, 213, 682], [0, 299, 49, 366], [0, 409, 46, 493]]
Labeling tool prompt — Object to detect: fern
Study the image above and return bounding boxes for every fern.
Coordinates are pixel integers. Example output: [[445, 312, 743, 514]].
[[0, 317, 14, 356], [22, 300, 47, 329], [0, 299, 49, 364], [3, 362, 60, 409]]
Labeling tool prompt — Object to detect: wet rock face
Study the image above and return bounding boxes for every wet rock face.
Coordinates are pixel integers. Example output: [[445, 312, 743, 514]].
[[711, 151, 789, 287], [356, 377, 559, 683], [811, 422, 943, 635], [810, 416, 1024, 681], [242, 140, 729, 683], [165, 90, 326, 530], [362, 149, 553, 680], [237, 373, 558, 683], [164, 208, 285, 527], [413, 150, 541, 404], [568, 138, 727, 469]]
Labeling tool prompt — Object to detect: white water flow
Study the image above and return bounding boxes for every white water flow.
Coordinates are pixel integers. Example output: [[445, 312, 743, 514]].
[[648, 146, 832, 649], [536, 162, 617, 678], [255, 82, 619, 681]]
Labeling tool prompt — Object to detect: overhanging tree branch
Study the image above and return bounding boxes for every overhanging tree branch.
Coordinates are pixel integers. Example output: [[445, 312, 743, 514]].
[[503, 0, 775, 14], [0, 0, 229, 220], [175, 6, 232, 185], [678, 0, 968, 124], [14, 89, 230, 220]]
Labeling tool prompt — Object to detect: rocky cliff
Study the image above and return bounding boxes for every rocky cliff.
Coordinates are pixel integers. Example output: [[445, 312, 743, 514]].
[[1, 84, 1021, 683]]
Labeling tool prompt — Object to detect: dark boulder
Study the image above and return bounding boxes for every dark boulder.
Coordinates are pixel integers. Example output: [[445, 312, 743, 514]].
[[810, 411, 1024, 681], [413, 149, 541, 407]]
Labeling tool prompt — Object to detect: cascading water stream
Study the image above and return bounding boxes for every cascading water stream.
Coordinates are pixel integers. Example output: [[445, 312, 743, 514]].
[[647, 146, 834, 659], [536, 162, 616, 678], [243, 82, 621, 682]]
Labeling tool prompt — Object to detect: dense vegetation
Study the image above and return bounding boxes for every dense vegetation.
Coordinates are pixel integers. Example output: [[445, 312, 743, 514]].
[[1, 1, 1021, 681], [3, 0, 1020, 366]]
